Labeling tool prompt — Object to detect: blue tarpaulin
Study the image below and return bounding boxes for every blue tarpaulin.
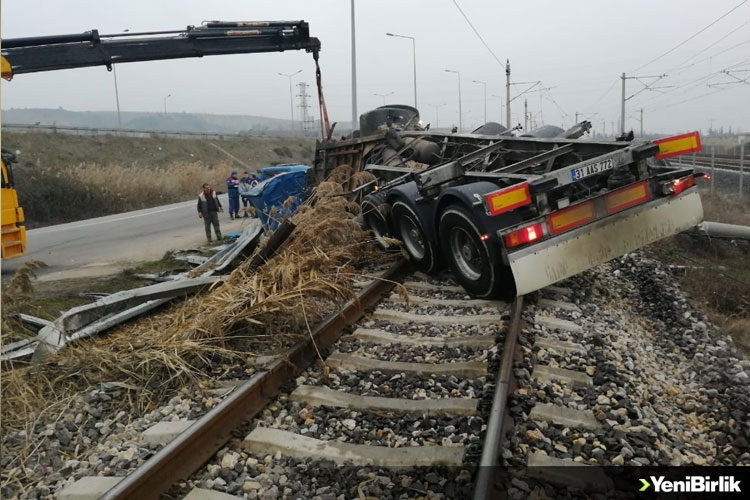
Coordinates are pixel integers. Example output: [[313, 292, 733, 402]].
[[246, 166, 311, 230]]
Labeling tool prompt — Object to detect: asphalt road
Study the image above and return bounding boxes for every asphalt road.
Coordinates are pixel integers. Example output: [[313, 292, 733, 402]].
[[1, 194, 249, 281]]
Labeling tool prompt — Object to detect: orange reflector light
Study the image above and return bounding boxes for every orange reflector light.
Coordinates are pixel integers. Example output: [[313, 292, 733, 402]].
[[480, 233, 490, 241], [547, 201, 595, 235], [604, 181, 650, 214], [485, 182, 531, 216], [654, 131, 702, 160], [503, 223, 543, 248], [702, 173, 711, 180]]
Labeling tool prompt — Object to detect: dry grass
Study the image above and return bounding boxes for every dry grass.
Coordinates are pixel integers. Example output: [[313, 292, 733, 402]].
[[18, 161, 232, 227], [651, 189, 750, 355], [5, 131, 314, 228], [0, 176, 401, 479], [700, 190, 750, 226]]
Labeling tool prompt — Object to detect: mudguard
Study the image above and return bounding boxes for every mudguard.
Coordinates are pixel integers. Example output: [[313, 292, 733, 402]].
[[434, 182, 525, 240]]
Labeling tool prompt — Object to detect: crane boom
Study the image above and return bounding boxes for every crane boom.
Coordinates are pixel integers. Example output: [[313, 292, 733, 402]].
[[0, 20, 327, 260], [1, 21, 320, 78]]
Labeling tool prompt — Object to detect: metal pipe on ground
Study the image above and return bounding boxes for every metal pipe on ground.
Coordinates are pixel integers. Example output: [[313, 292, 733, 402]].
[[692, 221, 750, 241]]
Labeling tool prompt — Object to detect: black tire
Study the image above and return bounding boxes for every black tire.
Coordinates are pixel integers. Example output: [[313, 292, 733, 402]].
[[439, 204, 507, 298], [392, 201, 439, 272], [361, 194, 391, 250]]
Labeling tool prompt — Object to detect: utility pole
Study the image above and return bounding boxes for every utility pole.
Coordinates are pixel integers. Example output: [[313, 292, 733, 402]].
[[429, 103, 446, 128], [472, 80, 487, 124], [575, 111, 578, 124], [505, 59, 511, 129], [620, 72, 669, 134], [445, 69, 462, 132], [350, 0, 358, 133], [524, 99, 528, 131], [620, 72, 626, 135], [297, 82, 314, 131], [640, 108, 644, 136]]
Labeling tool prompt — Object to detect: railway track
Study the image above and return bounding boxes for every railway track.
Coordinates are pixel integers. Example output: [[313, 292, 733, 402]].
[[89, 262, 522, 500], [12, 252, 750, 500], [672, 153, 748, 173]]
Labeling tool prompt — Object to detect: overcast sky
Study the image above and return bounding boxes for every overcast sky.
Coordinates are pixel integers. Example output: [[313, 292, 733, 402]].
[[2, 0, 749, 135]]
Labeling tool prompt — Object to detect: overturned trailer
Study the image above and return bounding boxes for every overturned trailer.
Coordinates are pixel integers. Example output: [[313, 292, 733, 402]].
[[313, 106, 705, 298]]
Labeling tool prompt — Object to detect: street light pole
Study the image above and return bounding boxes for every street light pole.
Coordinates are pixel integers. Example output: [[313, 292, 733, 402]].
[[445, 69, 462, 132], [112, 65, 122, 129], [351, 0, 358, 132], [428, 103, 446, 128], [279, 70, 302, 130], [163, 93, 171, 115], [374, 92, 394, 106], [491, 94, 504, 123], [472, 80, 487, 124], [386, 32, 417, 109]]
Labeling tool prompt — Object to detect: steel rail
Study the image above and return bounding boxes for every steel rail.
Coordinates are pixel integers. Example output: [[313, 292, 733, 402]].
[[100, 259, 411, 500], [472, 295, 524, 500]]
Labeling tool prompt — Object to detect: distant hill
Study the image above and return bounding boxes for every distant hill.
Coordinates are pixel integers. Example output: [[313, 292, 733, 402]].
[[1, 108, 320, 137]]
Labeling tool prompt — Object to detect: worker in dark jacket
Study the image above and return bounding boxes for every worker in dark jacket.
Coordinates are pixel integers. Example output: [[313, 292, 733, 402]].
[[226, 170, 241, 219], [197, 183, 223, 242]]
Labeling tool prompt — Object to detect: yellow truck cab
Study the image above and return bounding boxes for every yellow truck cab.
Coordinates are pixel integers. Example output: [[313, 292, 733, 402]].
[[1, 149, 27, 259]]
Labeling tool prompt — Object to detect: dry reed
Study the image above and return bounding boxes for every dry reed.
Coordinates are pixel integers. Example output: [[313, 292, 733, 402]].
[[1, 176, 400, 469]]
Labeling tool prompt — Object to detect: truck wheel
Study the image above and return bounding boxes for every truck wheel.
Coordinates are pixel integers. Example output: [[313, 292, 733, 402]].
[[439, 205, 502, 298], [392, 201, 438, 272], [361, 194, 391, 249]]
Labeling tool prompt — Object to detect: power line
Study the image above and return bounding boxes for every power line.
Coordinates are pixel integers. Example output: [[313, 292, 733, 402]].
[[631, 55, 750, 109], [668, 19, 750, 73], [631, 0, 749, 73], [451, 0, 504, 68], [583, 77, 619, 113]]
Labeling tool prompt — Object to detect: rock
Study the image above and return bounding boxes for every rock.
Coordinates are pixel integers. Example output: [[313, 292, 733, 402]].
[[261, 485, 279, 500], [666, 386, 680, 396], [511, 478, 530, 492], [425, 472, 441, 484], [611, 455, 624, 465], [244, 481, 262, 492], [597, 395, 610, 405], [525, 429, 544, 441], [573, 437, 586, 446], [341, 419, 357, 430], [554, 444, 568, 453], [221, 452, 239, 469]]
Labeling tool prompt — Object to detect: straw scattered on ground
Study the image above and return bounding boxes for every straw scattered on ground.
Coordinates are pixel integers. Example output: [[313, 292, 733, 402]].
[[0, 171, 403, 476]]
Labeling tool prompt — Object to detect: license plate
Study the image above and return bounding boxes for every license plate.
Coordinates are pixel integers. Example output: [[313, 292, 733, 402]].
[[571, 158, 614, 181]]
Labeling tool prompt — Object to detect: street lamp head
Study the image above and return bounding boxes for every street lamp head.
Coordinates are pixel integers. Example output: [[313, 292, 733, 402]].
[[386, 32, 394, 36]]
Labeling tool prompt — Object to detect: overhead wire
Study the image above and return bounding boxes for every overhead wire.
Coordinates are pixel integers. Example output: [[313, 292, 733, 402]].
[[631, 0, 749, 73], [668, 19, 750, 73], [451, 0, 505, 69]]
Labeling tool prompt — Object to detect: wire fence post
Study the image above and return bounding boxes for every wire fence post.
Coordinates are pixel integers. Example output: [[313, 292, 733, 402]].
[[740, 136, 745, 197], [710, 146, 715, 194]]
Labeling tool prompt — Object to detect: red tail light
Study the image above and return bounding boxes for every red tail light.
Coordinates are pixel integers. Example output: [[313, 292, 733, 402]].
[[663, 176, 696, 196], [503, 223, 544, 248]]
